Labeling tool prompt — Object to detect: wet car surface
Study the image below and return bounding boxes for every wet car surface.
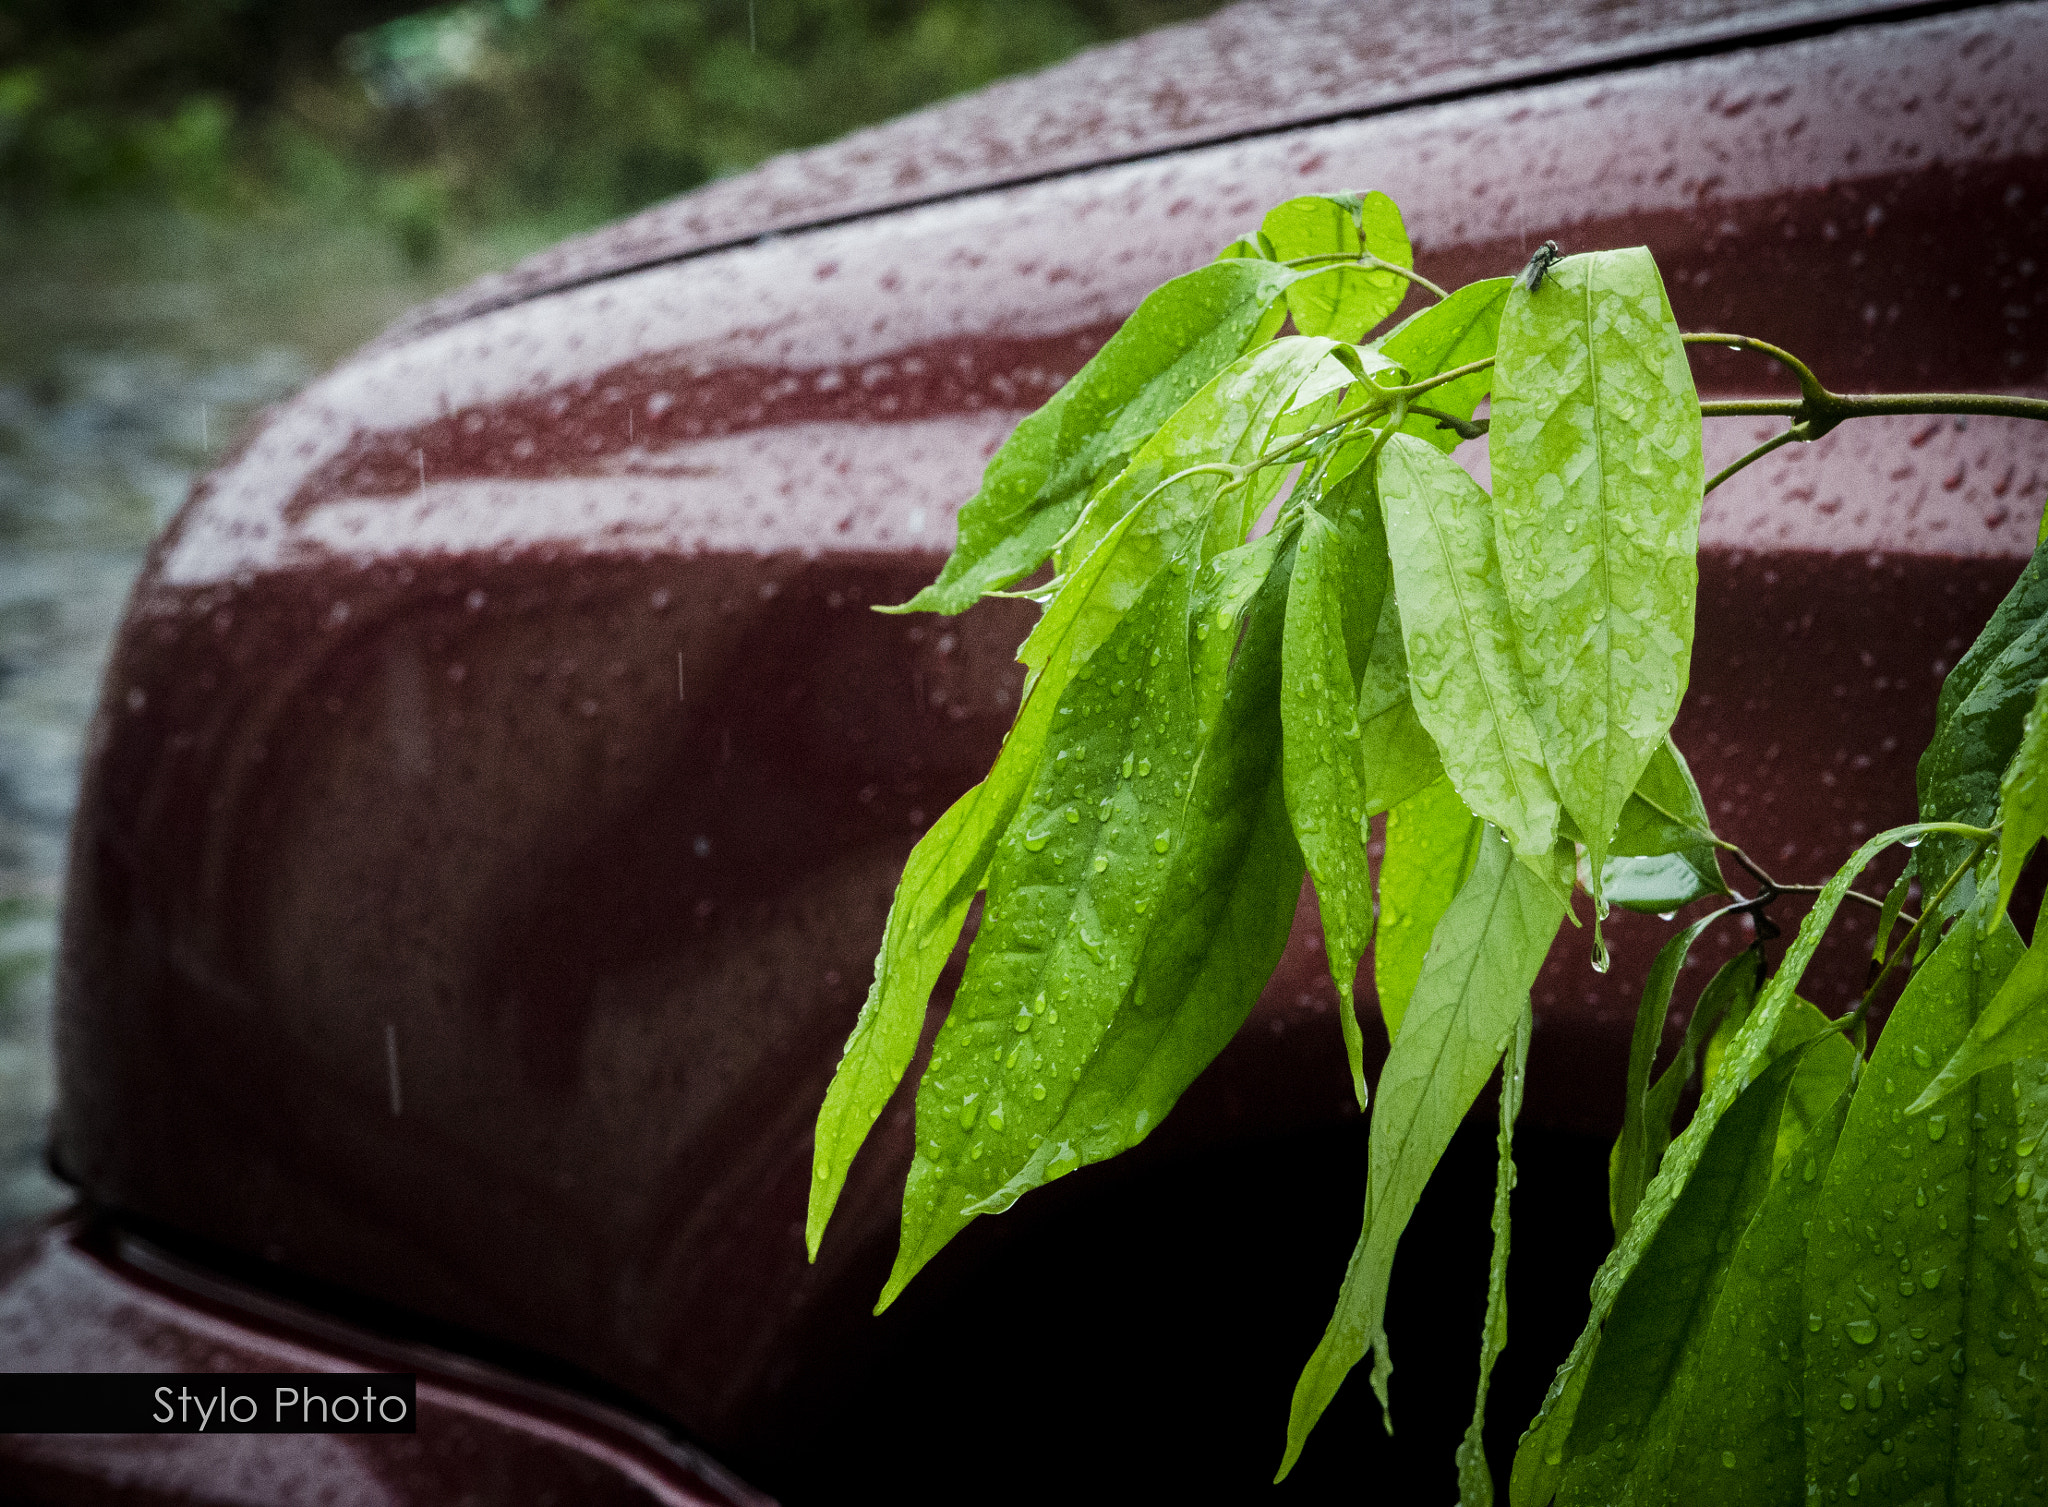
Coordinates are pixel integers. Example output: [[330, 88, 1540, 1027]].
[[6, 0, 2047, 1499]]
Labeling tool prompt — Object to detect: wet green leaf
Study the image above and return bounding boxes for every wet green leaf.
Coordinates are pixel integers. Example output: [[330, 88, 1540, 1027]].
[[1556, 1046, 1814, 1505], [1909, 893, 2048, 1114], [1802, 915, 2047, 1505], [1377, 432, 1562, 863], [1457, 1003, 1533, 1507], [1641, 949, 1761, 1186], [1353, 564, 1445, 816], [1610, 907, 1739, 1241], [1657, 1080, 1854, 1505], [1282, 830, 1566, 1477], [1491, 249, 1703, 903], [1513, 822, 1931, 1507], [1602, 736, 1728, 913], [895, 258, 1299, 613], [880, 539, 1303, 1305], [1378, 276, 1512, 453], [1998, 677, 2048, 917], [1918, 533, 2048, 892], [1260, 191, 1414, 341], [1283, 473, 1397, 1106], [1374, 776, 1484, 1039]]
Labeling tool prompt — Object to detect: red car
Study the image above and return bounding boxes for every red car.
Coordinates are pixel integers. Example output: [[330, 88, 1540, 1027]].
[[5, 0, 2046, 1499]]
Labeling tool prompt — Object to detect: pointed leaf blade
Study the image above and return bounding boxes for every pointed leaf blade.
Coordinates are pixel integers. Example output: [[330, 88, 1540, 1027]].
[[1374, 776, 1483, 1039]]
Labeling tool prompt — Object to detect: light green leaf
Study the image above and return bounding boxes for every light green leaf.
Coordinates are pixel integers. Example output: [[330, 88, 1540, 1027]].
[[1052, 335, 1338, 582], [1998, 677, 2048, 916], [1512, 821, 1934, 1507], [1802, 915, 2046, 1505], [1602, 735, 1728, 913], [895, 258, 1299, 613], [1457, 1002, 1532, 1507], [1555, 1046, 1812, 1505], [1491, 248, 1704, 903], [1281, 829, 1566, 1477], [1609, 907, 1738, 1241], [1917, 531, 2048, 893], [1374, 776, 1484, 1039], [1260, 191, 1414, 341], [1908, 892, 2048, 1113], [1377, 431, 1562, 863], [1353, 565, 1445, 817], [1283, 475, 1396, 1106], [1378, 276, 1513, 453], [1657, 1078, 1854, 1504]]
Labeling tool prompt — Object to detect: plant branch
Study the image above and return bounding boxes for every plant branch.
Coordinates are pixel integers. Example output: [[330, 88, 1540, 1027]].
[[1836, 830, 1997, 1037], [1703, 424, 1808, 495], [1280, 252, 1449, 300]]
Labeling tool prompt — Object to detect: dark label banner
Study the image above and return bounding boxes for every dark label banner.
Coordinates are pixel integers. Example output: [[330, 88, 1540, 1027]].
[[0, 1373, 417, 1433]]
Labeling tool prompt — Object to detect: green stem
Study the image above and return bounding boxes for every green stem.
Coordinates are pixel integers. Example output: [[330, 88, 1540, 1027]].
[[1280, 252, 1449, 300], [1703, 424, 1808, 495], [1838, 829, 1997, 1037]]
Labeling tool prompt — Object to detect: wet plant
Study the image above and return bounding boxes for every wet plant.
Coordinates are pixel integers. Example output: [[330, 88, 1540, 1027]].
[[805, 189, 2048, 1501]]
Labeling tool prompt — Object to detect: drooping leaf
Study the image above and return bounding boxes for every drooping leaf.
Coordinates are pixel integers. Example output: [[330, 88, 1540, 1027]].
[[1377, 432, 1561, 863], [1373, 776, 1484, 1039], [1281, 829, 1567, 1477], [1609, 907, 1739, 1241], [1378, 276, 1513, 453], [1908, 890, 2048, 1114], [1353, 566, 1445, 817], [1053, 335, 1339, 580], [1657, 1080, 1854, 1504], [1554, 1046, 1814, 1505], [1511, 821, 1939, 1507], [1602, 735, 1728, 913], [1456, 1002, 1532, 1507], [1260, 191, 1414, 341], [1998, 677, 2048, 917], [1491, 248, 1704, 905], [1283, 473, 1397, 1106], [895, 258, 1300, 613], [1640, 948, 1760, 1184], [1917, 532, 2048, 891], [1802, 915, 2047, 1505]]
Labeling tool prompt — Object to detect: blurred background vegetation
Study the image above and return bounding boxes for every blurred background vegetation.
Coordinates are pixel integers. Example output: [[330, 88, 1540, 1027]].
[[0, 0, 1227, 1231]]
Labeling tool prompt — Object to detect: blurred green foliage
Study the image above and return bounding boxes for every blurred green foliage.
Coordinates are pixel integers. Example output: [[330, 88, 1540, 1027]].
[[1, 0, 1226, 262]]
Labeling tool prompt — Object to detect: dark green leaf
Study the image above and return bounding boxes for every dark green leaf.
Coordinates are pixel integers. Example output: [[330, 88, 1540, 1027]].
[[1373, 776, 1484, 1039], [1640, 948, 1761, 1187], [1999, 677, 2048, 916], [1260, 191, 1414, 341], [1377, 432, 1562, 864], [1802, 916, 2046, 1504], [1512, 822, 1928, 1507], [1610, 907, 1739, 1241], [1917, 532, 2048, 890], [895, 259, 1299, 613], [1491, 248, 1704, 903], [1555, 1046, 1812, 1505], [1457, 1003, 1532, 1507], [1283, 474, 1395, 1106], [1282, 829, 1567, 1476], [1909, 892, 2048, 1114]]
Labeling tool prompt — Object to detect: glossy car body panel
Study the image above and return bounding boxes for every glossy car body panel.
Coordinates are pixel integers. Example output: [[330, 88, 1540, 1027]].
[[18, 0, 2048, 1497]]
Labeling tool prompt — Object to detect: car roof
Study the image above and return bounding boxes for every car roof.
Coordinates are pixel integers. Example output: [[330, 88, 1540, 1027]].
[[377, 0, 1927, 348]]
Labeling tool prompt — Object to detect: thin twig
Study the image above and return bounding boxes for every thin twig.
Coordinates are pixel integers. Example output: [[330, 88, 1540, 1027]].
[[1704, 424, 1807, 495]]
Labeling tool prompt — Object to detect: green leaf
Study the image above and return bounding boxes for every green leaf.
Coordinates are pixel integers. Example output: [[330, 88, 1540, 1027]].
[[1377, 431, 1562, 863], [1641, 948, 1760, 1183], [1283, 476, 1397, 1106], [1554, 1046, 1814, 1505], [879, 536, 1303, 1305], [1353, 559, 1446, 817], [895, 258, 1299, 613], [1457, 1002, 1533, 1507], [1917, 532, 2048, 892], [1491, 248, 1704, 903], [1998, 677, 2048, 917], [1281, 829, 1566, 1477], [1656, 1078, 1854, 1503], [1609, 907, 1739, 1241], [808, 780, 1001, 1257], [1378, 276, 1512, 453], [1908, 893, 2048, 1114], [1052, 335, 1339, 582], [1602, 735, 1728, 913], [1511, 821, 1931, 1507], [1260, 191, 1414, 341], [1373, 776, 1484, 1039], [1802, 915, 2046, 1504]]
